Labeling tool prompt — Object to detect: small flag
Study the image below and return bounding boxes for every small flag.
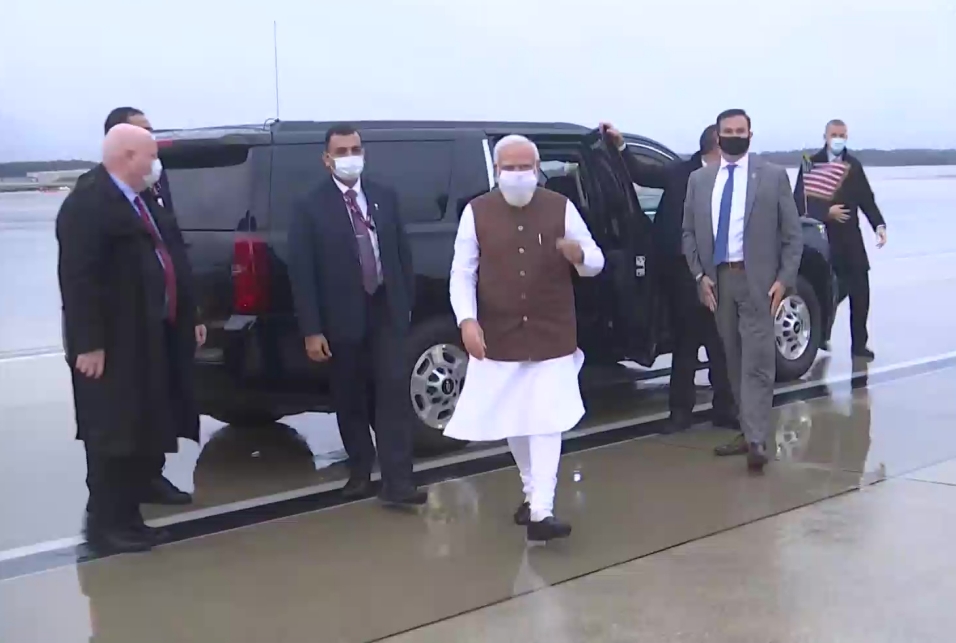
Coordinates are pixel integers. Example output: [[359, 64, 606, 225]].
[[802, 159, 850, 202]]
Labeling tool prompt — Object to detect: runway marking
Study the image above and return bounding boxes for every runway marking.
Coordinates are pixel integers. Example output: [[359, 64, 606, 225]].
[[3, 347, 956, 571], [0, 346, 64, 362]]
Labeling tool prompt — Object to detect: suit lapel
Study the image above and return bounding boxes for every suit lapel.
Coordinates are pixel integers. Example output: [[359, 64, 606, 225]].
[[743, 153, 761, 228], [702, 164, 719, 244]]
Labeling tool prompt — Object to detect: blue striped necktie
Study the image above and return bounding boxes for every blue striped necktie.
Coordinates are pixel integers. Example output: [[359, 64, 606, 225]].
[[713, 164, 737, 265]]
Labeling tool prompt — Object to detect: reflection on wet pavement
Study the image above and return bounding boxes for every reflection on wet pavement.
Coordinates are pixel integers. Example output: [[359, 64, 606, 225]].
[[4, 364, 956, 642]]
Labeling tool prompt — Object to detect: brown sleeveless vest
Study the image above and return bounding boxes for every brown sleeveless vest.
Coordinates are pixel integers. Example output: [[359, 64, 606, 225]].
[[472, 188, 577, 362]]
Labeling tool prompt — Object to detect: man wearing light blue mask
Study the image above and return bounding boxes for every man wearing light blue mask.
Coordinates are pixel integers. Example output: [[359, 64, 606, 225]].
[[794, 119, 887, 360]]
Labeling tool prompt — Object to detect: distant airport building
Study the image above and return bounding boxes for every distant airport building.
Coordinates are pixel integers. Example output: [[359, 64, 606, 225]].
[[27, 169, 87, 184]]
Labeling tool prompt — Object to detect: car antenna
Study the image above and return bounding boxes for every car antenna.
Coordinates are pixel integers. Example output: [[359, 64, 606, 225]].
[[272, 20, 281, 121]]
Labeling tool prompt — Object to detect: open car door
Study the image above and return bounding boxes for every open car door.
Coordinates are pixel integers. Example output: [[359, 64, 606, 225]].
[[579, 128, 660, 366]]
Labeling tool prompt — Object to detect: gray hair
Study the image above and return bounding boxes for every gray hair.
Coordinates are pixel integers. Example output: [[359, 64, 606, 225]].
[[493, 134, 540, 163]]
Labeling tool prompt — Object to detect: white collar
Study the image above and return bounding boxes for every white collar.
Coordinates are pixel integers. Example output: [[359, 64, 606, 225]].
[[720, 153, 750, 171], [333, 176, 362, 195]]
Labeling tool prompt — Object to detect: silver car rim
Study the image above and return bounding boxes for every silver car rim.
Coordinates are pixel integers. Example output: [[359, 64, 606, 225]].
[[775, 294, 812, 361], [409, 344, 468, 430]]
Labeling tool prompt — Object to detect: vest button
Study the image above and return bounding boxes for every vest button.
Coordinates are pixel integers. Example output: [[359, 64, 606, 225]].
[[519, 248, 525, 254], [522, 316, 528, 322], [519, 270, 526, 277], [518, 225, 524, 232], [521, 293, 527, 300]]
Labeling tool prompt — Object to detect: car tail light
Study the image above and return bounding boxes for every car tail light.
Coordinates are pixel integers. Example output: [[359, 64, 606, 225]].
[[232, 234, 271, 314]]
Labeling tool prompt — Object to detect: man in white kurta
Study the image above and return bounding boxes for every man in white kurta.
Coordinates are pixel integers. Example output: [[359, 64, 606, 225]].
[[445, 135, 604, 541]]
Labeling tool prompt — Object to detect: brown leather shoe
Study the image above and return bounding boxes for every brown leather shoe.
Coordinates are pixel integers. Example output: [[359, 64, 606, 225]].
[[714, 433, 749, 457], [747, 442, 769, 472]]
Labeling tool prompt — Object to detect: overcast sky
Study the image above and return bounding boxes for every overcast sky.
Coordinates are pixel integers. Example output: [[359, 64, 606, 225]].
[[1, 0, 954, 162]]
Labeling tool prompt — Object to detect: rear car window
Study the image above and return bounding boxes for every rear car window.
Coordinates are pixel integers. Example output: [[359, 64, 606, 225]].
[[161, 145, 255, 231]]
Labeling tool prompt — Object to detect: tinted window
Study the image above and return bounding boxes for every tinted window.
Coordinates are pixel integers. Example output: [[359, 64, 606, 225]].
[[161, 145, 255, 231], [363, 141, 453, 222], [270, 140, 454, 224]]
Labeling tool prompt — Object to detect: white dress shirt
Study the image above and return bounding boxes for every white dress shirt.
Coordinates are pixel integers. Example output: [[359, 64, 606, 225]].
[[449, 198, 605, 326], [711, 154, 749, 263], [333, 176, 383, 280]]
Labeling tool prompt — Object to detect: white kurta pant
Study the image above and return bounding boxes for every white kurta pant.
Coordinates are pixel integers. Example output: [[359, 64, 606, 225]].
[[444, 349, 586, 521]]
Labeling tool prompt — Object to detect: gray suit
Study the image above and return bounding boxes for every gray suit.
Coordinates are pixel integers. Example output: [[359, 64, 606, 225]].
[[682, 153, 803, 447]]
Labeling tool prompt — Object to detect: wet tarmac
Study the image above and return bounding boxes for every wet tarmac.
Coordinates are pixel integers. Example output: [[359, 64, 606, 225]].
[[1, 165, 956, 642]]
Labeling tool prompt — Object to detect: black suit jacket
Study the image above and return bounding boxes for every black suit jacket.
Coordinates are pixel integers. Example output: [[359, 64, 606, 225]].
[[794, 148, 885, 272], [623, 149, 703, 258], [287, 176, 414, 344]]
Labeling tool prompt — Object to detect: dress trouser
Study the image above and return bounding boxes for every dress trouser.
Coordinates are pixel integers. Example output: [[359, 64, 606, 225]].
[[714, 265, 776, 447], [661, 255, 735, 416], [85, 449, 150, 532], [838, 268, 870, 350], [143, 322, 182, 489], [328, 288, 415, 493], [507, 434, 563, 522]]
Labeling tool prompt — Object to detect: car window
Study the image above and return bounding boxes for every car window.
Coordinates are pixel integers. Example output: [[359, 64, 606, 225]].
[[161, 145, 256, 231], [270, 140, 454, 224], [625, 146, 666, 219], [363, 141, 454, 222]]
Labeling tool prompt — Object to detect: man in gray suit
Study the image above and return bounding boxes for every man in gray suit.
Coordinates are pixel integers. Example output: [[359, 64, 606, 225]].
[[682, 109, 803, 471]]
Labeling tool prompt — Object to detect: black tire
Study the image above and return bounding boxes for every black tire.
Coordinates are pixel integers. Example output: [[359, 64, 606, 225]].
[[207, 410, 284, 427], [401, 317, 471, 455], [775, 275, 822, 382]]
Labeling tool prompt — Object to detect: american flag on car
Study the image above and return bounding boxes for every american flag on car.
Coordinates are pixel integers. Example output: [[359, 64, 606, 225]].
[[800, 155, 850, 201]]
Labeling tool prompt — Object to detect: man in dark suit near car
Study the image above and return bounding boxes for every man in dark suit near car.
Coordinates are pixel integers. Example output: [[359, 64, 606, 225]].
[[287, 123, 426, 507], [98, 106, 200, 507], [794, 118, 887, 359], [601, 122, 737, 437], [57, 124, 200, 553]]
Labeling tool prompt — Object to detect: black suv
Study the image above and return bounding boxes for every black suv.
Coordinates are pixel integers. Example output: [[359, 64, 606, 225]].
[[156, 121, 837, 453]]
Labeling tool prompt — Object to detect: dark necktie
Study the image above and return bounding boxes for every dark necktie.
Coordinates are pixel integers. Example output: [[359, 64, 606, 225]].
[[713, 164, 737, 265], [343, 189, 379, 294], [133, 196, 178, 321]]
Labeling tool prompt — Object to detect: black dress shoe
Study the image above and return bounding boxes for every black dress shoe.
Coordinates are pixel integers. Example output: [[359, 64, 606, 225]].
[[747, 442, 769, 472], [852, 347, 875, 360], [711, 411, 740, 431], [86, 529, 154, 555], [665, 410, 694, 434], [341, 475, 373, 500], [143, 476, 192, 506], [714, 433, 749, 456], [132, 521, 172, 545], [527, 516, 572, 542], [514, 502, 531, 526], [379, 487, 428, 507]]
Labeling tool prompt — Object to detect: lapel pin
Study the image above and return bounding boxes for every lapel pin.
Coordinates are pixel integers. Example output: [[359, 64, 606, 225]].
[[374, 202, 379, 211]]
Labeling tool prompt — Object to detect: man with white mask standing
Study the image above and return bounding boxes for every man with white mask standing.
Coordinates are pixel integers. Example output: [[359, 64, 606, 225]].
[[287, 123, 425, 507], [446, 135, 605, 541], [57, 124, 201, 553]]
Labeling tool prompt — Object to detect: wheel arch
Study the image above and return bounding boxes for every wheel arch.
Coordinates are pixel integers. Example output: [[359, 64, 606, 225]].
[[797, 247, 836, 343]]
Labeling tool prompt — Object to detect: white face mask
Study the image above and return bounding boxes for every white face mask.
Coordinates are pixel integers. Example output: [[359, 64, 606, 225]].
[[497, 170, 538, 207], [332, 155, 365, 181], [143, 158, 163, 188]]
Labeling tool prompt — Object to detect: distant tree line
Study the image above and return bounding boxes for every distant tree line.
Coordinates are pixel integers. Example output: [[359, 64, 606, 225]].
[[0, 160, 97, 178], [2, 149, 956, 177], [756, 148, 956, 167]]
